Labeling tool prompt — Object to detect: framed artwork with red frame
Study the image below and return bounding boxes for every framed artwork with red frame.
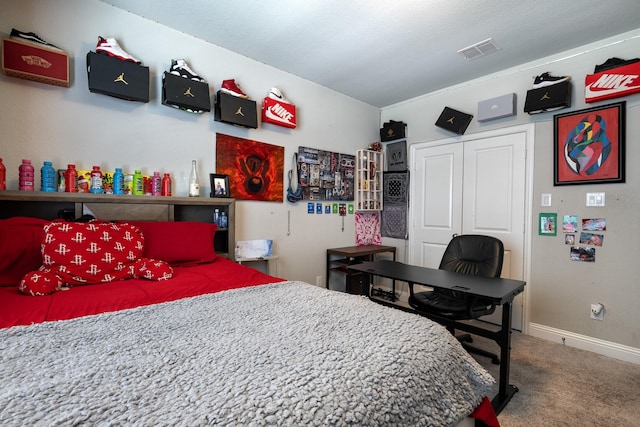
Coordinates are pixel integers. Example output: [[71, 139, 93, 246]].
[[553, 101, 625, 186]]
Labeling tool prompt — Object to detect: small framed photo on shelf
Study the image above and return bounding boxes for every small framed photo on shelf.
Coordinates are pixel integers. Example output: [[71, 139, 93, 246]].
[[553, 101, 625, 186], [210, 174, 230, 198]]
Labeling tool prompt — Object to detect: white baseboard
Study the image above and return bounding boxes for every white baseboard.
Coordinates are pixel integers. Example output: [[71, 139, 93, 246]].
[[528, 323, 640, 365]]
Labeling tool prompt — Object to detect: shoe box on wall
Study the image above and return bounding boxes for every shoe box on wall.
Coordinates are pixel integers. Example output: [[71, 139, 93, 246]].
[[1, 37, 70, 87], [214, 90, 258, 128], [585, 60, 640, 103], [524, 80, 571, 114], [86, 52, 149, 102], [162, 72, 211, 112]]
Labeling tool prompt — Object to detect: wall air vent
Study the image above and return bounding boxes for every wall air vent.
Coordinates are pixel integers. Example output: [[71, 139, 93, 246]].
[[457, 38, 501, 61]]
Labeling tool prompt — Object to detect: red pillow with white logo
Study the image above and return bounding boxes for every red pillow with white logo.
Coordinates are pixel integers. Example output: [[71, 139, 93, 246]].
[[18, 220, 172, 296]]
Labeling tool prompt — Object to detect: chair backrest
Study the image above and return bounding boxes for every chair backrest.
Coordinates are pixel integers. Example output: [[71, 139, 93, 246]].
[[439, 234, 504, 278]]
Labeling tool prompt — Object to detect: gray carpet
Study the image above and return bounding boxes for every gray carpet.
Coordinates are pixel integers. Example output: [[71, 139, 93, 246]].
[[472, 332, 640, 426]]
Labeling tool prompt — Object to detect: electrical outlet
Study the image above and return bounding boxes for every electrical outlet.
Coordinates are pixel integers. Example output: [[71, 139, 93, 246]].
[[316, 275, 322, 286], [590, 303, 604, 320]]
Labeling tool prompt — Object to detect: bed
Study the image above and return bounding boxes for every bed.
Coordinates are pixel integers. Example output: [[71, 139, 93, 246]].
[[0, 216, 497, 426]]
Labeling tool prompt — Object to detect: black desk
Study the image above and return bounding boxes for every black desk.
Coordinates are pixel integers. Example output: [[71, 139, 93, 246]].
[[348, 259, 526, 414]]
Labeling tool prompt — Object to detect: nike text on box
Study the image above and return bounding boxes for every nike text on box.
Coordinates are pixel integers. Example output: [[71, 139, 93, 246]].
[[87, 52, 149, 103], [2, 37, 69, 87], [477, 93, 516, 121], [524, 80, 571, 114], [214, 90, 258, 128], [435, 107, 473, 135], [585, 61, 640, 103], [262, 97, 297, 128], [162, 72, 211, 112]]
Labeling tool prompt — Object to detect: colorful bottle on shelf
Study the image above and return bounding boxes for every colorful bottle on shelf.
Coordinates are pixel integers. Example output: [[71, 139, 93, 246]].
[[64, 164, 78, 192], [219, 211, 228, 229], [19, 159, 35, 191], [161, 173, 172, 196], [40, 161, 56, 192], [188, 160, 199, 197], [113, 168, 124, 194], [0, 157, 7, 190], [132, 169, 143, 196], [151, 171, 161, 196], [89, 165, 103, 194]]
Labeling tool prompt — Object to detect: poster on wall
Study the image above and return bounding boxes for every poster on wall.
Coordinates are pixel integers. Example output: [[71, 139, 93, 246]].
[[297, 146, 354, 201], [216, 133, 284, 202], [553, 101, 625, 186]]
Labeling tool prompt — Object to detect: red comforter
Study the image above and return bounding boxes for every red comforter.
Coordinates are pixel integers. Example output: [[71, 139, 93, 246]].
[[0, 258, 283, 329]]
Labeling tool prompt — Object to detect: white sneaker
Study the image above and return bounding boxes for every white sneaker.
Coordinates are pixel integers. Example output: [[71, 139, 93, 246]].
[[268, 87, 291, 103], [170, 59, 205, 82], [96, 37, 140, 63]]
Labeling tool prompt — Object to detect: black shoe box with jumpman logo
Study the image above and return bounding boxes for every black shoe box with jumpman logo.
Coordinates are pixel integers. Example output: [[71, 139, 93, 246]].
[[214, 90, 258, 128], [524, 80, 571, 114], [86, 52, 149, 103], [162, 72, 211, 112]]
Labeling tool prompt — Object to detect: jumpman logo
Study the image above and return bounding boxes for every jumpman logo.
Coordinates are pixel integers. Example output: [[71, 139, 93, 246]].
[[447, 116, 455, 124], [235, 107, 244, 116], [184, 87, 195, 97], [114, 73, 128, 85], [540, 92, 551, 100]]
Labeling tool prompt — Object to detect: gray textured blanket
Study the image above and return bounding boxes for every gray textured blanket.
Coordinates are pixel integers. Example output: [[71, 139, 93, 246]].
[[1, 281, 493, 426]]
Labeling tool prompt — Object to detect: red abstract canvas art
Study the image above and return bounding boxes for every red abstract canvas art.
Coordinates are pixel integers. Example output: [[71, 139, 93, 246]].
[[216, 133, 284, 202]]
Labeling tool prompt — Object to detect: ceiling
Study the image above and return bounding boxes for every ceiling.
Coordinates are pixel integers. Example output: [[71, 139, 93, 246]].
[[100, 0, 640, 107]]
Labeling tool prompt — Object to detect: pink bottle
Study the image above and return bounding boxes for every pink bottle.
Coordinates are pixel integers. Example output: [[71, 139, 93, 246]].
[[19, 159, 35, 191]]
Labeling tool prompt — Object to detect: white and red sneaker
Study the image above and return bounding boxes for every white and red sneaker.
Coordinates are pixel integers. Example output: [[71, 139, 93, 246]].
[[221, 79, 249, 98], [96, 37, 140, 63]]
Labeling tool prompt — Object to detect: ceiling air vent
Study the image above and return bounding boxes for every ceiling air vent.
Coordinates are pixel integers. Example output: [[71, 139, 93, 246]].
[[457, 38, 501, 61]]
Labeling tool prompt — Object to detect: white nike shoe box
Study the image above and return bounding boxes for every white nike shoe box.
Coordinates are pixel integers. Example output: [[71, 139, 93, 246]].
[[477, 93, 516, 121]]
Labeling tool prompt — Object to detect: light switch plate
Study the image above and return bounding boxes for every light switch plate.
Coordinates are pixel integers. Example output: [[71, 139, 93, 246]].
[[541, 194, 552, 207], [586, 192, 605, 207]]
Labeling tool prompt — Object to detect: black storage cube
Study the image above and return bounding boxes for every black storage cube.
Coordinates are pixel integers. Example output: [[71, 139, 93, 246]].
[[162, 72, 211, 112], [346, 272, 370, 296], [214, 90, 258, 128], [435, 107, 473, 135], [86, 52, 149, 103], [524, 80, 571, 114]]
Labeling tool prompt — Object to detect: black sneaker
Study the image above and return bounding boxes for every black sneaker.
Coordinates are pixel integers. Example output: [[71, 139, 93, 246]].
[[594, 57, 640, 73], [532, 72, 570, 89], [170, 59, 205, 82], [10, 28, 60, 50]]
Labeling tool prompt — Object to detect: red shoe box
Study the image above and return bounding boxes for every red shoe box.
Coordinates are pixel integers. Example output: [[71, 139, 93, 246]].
[[585, 61, 640, 103], [262, 96, 297, 128], [1, 37, 70, 87]]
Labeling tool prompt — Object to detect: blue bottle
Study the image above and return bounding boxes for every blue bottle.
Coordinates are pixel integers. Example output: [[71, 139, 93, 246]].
[[113, 168, 124, 195], [40, 161, 56, 192]]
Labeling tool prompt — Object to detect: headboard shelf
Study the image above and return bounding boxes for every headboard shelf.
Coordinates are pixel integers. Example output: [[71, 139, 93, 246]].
[[0, 191, 236, 259]]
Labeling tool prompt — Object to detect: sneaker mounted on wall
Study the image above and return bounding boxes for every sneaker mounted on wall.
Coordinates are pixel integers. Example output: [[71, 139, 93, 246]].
[[532, 72, 570, 88], [268, 87, 291, 104], [221, 79, 249, 98], [170, 59, 205, 82], [95, 36, 140, 63], [594, 57, 640, 73], [10, 28, 61, 50]]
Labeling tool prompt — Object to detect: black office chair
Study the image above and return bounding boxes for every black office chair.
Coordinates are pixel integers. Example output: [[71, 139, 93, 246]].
[[408, 234, 504, 364]]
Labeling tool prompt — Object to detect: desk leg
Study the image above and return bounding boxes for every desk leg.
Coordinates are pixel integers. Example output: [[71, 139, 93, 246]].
[[325, 252, 330, 289], [491, 301, 518, 414]]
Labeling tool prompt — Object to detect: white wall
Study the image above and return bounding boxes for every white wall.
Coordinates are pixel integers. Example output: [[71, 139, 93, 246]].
[[381, 29, 640, 354], [0, 0, 380, 286]]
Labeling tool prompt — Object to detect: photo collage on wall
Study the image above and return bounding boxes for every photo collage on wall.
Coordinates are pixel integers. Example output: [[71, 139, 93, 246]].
[[297, 146, 354, 201], [563, 215, 606, 262]]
